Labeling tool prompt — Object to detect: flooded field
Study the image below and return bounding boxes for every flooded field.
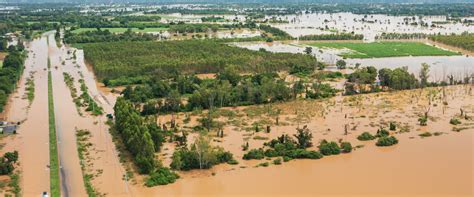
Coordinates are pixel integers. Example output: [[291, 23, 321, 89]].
[[233, 41, 474, 81], [269, 13, 474, 41], [129, 84, 474, 197]]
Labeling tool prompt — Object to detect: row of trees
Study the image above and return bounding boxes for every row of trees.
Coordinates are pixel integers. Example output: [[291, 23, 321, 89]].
[[0, 46, 26, 112], [64, 29, 159, 44], [299, 33, 363, 41], [430, 33, 474, 52]]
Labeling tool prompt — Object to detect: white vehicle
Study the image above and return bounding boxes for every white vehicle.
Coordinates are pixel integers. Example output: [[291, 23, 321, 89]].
[[42, 191, 48, 197]]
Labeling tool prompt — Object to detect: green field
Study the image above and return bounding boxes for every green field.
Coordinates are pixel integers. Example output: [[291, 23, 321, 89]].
[[308, 42, 459, 58], [0, 61, 3, 68], [71, 27, 169, 34]]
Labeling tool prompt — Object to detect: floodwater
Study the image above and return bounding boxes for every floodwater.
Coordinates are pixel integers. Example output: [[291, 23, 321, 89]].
[[233, 40, 474, 82], [129, 83, 473, 196], [269, 13, 474, 41], [0, 33, 50, 195]]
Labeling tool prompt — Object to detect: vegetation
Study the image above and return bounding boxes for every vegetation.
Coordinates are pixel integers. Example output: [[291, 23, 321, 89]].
[[430, 34, 474, 52], [318, 140, 341, 156], [308, 42, 459, 58], [419, 132, 433, 138], [65, 29, 158, 44], [25, 73, 35, 104], [449, 118, 461, 125], [245, 128, 323, 161], [82, 40, 316, 84], [145, 167, 179, 187], [376, 136, 399, 147], [78, 79, 103, 115], [48, 71, 61, 197], [0, 151, 18, 175], [299, 33, 363, 41], [340, 142, 353, 153], [357, 132, 376, 141], [170, 134, 234, 171], [259, 25, 293, 40], [75, 129, 99, 196], [0, 46, 26, 112]]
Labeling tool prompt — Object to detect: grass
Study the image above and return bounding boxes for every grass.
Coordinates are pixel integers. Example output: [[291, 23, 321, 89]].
[[48, 70, 61, 197], [308, 42, 459, 58], [76, 129, 98, 197], [25, 73, 35, 105], [0, 61, 3, 68], [71, 27, 169, 34], [8, 172, 21, 196]]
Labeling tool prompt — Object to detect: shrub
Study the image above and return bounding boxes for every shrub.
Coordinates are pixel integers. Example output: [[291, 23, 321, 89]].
[[283, 156, 292, 162], [273, 158, 282, 165], [287, 149, 323, 159], [264, 149, 279, 157], [375, 128, 389, 138], [243, 148, 265, 160], [376, 136, 399, 147], [227, 159, 239, 165], [340, 142, 352, 153], [418, 116, 428, 126], [4, 151, 18, 163], [389, 122, 397, 131], [318, 140, 341, 156], [145, 167, 179, 187], [419, 132, 432, 137], [357, 132, 375, 141], [258, 162, 269, 167], [449, 118, 461, 125]]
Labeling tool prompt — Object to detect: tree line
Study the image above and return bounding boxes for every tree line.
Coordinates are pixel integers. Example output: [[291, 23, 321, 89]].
[[0, 45, 26, 112]]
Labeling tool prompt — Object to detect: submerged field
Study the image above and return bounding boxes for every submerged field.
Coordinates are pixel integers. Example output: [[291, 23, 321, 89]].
[[308, 42, 459, 58]]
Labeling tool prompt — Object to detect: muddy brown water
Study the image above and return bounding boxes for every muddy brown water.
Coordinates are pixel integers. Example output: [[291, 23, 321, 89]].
[[0, 33, 51, 196], [128, 86, 473, 196], [2, 32, 472, 196]]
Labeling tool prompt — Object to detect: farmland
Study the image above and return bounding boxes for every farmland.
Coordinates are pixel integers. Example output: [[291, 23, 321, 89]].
[[308, 41, 459, 58], [71, 27, 169, 34]]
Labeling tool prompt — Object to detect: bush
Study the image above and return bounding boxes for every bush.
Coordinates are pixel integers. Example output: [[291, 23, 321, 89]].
[[227, 159, 239, 165], [357, 132, 375, 141], [340, 142, 352, 153], [376, 136, 399, 147], [145, 167, 179, 187], [318, 140, 341, 156], [273, 158, 282, 165], [418, 116, 428, 126], [258, 162, 269, 167], [287, 149, 323, 159], [389, 122, 397, 131], [283, 156, 292, 162], [243, 148, 265, 160], [419, 132, 432, 137], [449, 118, 461, 125], [375, 128, 390, 138], [264, 149, 279, 157]]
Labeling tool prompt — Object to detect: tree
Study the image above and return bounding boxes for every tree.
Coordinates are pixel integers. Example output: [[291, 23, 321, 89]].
[[336, 60, 346, 69], [419, 63, 430, 88], [304, 47, 313, 55], [294, 126, 313, 149]]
